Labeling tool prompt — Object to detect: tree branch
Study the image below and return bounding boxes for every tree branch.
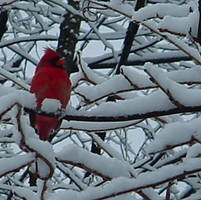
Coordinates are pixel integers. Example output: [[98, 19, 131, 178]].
[[25, 104, 201, 123]]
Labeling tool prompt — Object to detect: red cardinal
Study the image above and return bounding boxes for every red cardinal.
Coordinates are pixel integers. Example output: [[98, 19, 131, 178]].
[[30, 48, 71, 141]]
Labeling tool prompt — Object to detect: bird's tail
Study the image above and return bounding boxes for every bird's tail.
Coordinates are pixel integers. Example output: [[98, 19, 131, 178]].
[[35, 115, 59, 141]]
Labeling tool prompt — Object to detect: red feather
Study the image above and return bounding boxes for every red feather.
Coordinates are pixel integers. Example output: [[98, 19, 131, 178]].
[[30, 48, 71, 140]]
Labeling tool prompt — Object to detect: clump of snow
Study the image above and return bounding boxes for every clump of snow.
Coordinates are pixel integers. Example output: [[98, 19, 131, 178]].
[[146, 121, 193, 153], [56, 144, 132, 179], [17, 90, 36, 109], [88, 133, 124, 160], [168, 66, 201, 83], [61, 119, 141, 132], [70, 72, 83, 88], [158, 7, 199, 37], [84, 89, 175, 117], [0, 90, 36, 116], [146, 64, 201, 107], [132, 3, 189, 22], [17, 116, 55, 179], [49, 156, 201, 200], [37, 158, 51, 179], [41, 98, 61, 113], [14, 187, 39, 200], [77, 53, 107, 84], [146, 117, 201, 154], [0, 153, 35, 178], [75, 74, 132, 102], [122, 66, 155, 88], [188, 9, 199, 37], [0, 85, 16, 97], [110, 0, 134, 16], [186, 143, 201, 159]]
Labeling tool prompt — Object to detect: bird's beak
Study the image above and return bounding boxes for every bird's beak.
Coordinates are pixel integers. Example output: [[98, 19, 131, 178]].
[[56, 58, 66, 67]]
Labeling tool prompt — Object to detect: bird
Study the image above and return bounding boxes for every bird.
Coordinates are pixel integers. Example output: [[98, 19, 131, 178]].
[[30, 48, 71, 141]]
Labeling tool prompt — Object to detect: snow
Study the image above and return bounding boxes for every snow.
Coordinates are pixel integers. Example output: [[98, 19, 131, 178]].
[[168, 66, 201, 83], [158, 3, 199, 37], [182, 189, 201, 200], [132, 3, 190, 22], [0, 67, 30, 91], [0, 153, 35, 178], [14, 187, 39, 200], [70, 72, 84, 88], [10, 2, 66, 16], [75, 65, 201, 104], [154, 149, 187, 168], [2, 0, 201, 199], [77, 89, 175, 117], [186, 143, 201, 159], [165, 34, 201, 64], [61, 119, 141, 132], [41, 98, 61, 113], [37, 158, 51, 179], [146, 64, 201, 107], [122, 66, 155, 88], [0, 35, 57, 48], [0, 90, 36, 117], [146, 117, 201, 153], [18, 116, 55, 179], [77, 54, 107, 84], [159, 16, 192, 35], [109, 0, 134, 17], [85, 50, 189, 69], [87, 133, 124, 160], [0, 85, 16, 97], [49, 157, 201, 200], [75, 74, 132, 103], [56, 144, 133, 179]]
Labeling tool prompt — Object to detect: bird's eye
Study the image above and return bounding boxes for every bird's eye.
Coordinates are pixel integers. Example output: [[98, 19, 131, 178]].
[[50, 57, 65, 68], [56, 58, 65, 67]]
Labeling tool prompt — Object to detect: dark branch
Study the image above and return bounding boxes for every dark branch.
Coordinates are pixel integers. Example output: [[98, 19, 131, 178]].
[[25, 105, 201, 123], [88, 54, 191, 69], [0, 9, 8, 41], [57, 0, 81, 74], [197, 0, 201, 44], [115, 0, 146, 74]]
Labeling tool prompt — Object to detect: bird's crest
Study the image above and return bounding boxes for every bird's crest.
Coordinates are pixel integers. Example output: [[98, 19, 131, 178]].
[[43, 47, 60, 60]]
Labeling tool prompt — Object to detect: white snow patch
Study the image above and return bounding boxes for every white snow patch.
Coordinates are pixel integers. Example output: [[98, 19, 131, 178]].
[[41, 98, 61, 113], [0, 153, 35, 177], [56, 144, 132, 178]]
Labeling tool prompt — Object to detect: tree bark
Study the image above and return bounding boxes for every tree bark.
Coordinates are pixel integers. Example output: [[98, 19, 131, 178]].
[[57, 0, 81, 74], [0, 9, 8, 41]]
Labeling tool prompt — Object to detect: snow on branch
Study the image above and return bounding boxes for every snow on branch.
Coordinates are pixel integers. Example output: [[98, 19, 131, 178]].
[[0, 91, 35, 119], [56, 144, 134, 180], [0, 153, 35, 178], [0, 0, 18, 7], [0, 35, 58, 48], [0, 185, 39, 200], [146, 64, 201, 107], [49, 156, 201, 200], [76, 52, 107, 85], [60, 119, 142, 132], [87, 132, 124, 160], [81, 0, 201, 66], [15, 111, 55, 181], [2, 86, 201, 133], [146, 118, 201, 154], [0, 68, 30, 91], [9, 2, 65, 16], [24, 90, 201, 124], [75, 65, 201, 104], [2, 0, 201, 199]]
